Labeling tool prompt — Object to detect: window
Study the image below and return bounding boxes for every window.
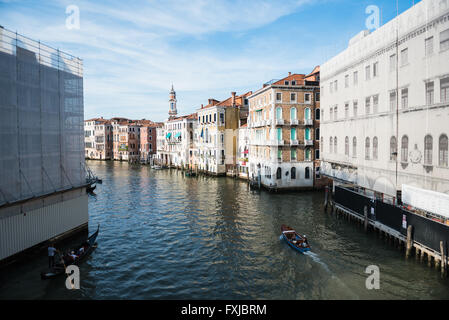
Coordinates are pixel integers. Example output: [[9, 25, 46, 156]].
[[290, 107, 297, 120], [276, 167, 282, 179], [334, 136, 337, 154], [305, 148, 312, 161], [365, 137, 370, 160], [390, 91, 397, 111], [330, 82, 333, 93], [304, 93, 311, 103], [276, 107, 282, 119], [373, 137, 378, 160], [425, 37, 434, 56], [373, 62, 379, 77], [330, 137, 333, 154], [353, 71, 358, 86], [304, 107, 311, 120], [315, 108, 320, 120], [305, 167, 310, 179], [285, 81, 289, 85], [439, 134, 448, 167], [333, 106, 337, 120], [291, 149, 297, 161], [441, 77, 449, 103], [305, 128, 311, 140], [440, 28, 449, 51], [353, 101, 358, 118], [291, 167, 296, 179], [315, 128, 320, 140], [220, 113, 225, 124], [292, 81, 296, 86], [365, 97, 371, 115], [373, 95, 379, 114], [401, 88, 408, 109], [401, 48, 408, 66], [291, 93, 297, 102], [345, 136, 349, 156], [390, 136, 397, 161], [330, 107, 333, 121], [334, 80, 338, 91], [276, 128, 282, 141], [276, 93, 282, 102], [315, 92, 320, 102], [345, 75, 349, 88], [426, 82, 434, 105], [353, 137, 357, 158], [365, 65, 371, 80], [291, 128, 296, 140], [401, 135, 409, 163], [214, 113, 216, 122], [424, 135, 433, 165], [277, 149, 282, 160], [345, 103, 349, 118], [315, 149, 320, 160]]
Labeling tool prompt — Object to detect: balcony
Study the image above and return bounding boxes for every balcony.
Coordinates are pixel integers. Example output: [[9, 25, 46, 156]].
[[265, 119, 272, 126], [304, 119, 313, 126], [275, 119, 284, 126], [290, 119, 299, 125], [305, 139, 313, 146], [290, 140, 299, 146], [270, 140, 284, 146]]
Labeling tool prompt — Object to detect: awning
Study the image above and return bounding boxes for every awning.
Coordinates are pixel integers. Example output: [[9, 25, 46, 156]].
[[175, 132, 181, 138], [166, 133, 172, 139]]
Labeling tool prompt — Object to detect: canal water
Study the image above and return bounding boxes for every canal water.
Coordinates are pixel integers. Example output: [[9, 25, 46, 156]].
[[1, 160, 449, 299]]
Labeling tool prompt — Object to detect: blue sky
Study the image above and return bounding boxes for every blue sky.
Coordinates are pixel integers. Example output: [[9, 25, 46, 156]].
[[0, 0, 420, 121]]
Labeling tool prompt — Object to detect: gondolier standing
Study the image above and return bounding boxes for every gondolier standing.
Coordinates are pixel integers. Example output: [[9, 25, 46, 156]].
[[48, 243, 57, 268]]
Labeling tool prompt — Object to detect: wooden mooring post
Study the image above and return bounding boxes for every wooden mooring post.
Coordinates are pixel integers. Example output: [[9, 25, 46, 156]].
[[324, 186, 329, 212], [441, 241, 446, 276], [406, 225, 413, 259], [363, 206, 368, 232]]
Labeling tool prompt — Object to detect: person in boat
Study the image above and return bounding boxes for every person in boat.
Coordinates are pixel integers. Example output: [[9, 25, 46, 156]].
[[78, 246, 85, 255], [303, 235, 309, 247], [70, 251, 78, 261], [48, 243, 58, 268]]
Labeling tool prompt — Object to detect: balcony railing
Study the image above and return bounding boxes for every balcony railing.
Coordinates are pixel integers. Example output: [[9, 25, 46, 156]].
[[305, 139, 313, 146], [304, 119, 313, 126], [290, 140, 299, 146], [270, 140, 284, 146], [275, 119, 284, 126], [290, 119, 299, 125]]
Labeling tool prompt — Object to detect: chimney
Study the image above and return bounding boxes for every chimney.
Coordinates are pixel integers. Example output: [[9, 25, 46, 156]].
[[288, 72, 291, 76], [208, 99, 214, 105], [201, 104, 203, 109], [231, 92, 236, 106]]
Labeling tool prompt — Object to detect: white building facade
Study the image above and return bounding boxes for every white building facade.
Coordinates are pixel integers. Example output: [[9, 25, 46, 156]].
[[320, 0, 449, 201]]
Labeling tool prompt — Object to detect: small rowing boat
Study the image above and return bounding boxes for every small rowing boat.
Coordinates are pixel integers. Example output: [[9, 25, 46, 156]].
[[281, 224, 311, 254], [40, 225, 99, 280]]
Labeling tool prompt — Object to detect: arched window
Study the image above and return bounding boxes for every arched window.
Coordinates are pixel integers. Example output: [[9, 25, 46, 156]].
[[330, 137, 333, 154], [315, 108, 320, 120], [365, 137, 370, 160], [291, 128, 296, 140], [424, 135, 433, 165], [330, 107, 333, 121], [315, 128, 320, 141], [291, 167, 296, 179], [345, 136, 349, 156], [439, 134, 448, 167], [353, 137, 357, 158], [276, 167, 282, 180], [304, 107, 311, 120], [373, 137, 378, 160], [334, 136, 337, 154], [276, 107, 282, 120], [390, 136, 397, 161], [401, 135, 408, 162], [305, 148, 312, 161], [305, 167, 310, 179], [305, 128, 311, 140], [290, 107, 297, 120]]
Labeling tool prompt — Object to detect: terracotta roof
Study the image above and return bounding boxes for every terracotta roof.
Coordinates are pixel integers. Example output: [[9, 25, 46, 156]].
[[240, 123, 248, 128], [84, 117, 111, 124], [168, 112, 198, 122], [203, 91, 252, 109], [272, 74, 306, 86]]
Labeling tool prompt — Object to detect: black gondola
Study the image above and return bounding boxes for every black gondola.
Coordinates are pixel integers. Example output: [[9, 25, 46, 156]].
[[86, 184, 96, 193], [40, 225, 99, 280]]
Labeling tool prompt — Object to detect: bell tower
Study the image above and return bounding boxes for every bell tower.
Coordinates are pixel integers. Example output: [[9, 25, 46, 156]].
[[169, 84, 177, 119]]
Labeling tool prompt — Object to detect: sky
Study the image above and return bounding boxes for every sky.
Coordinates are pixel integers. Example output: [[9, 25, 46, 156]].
[[0, 0, 420, 122]]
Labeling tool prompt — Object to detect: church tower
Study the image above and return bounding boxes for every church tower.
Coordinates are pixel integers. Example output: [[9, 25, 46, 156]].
[[168, 84, 177, 119]]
